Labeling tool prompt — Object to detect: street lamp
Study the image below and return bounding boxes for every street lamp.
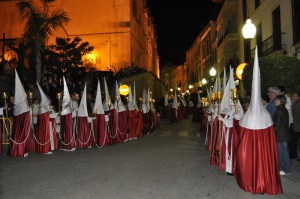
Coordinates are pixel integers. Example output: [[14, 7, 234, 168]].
[[209, 67, 217, 83], [241, 16, 256, 98], [242, 19, 256, 39], [201, 78, 207, 85], [210, 67, 216, 77]]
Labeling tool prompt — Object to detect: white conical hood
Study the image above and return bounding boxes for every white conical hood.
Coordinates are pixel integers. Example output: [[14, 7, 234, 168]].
[[114, 81, 126, 112], [220, 66, 233, 114], [222, 67, 227, 93], [213, 73, 220, 93], [142, 89, 146, 105], [165, 93, 169, 106], [13, 70, 30, 116], [207, 88, 211, 102], [133, 82, 139, 111], [217, 73, 221, 92], [61, 76, 72, 115], [142, 89, 147, 113], [103, 77, 111, 111], [93, 80, 104, 114], [128, 84, 135, 110], [197, 92, 202, 108], [240, 46, 273, 129], [78, 83, 88, 117], [146, 88, 150, 111], [37, 82, 50, 114], [172, 90, 178, 109]]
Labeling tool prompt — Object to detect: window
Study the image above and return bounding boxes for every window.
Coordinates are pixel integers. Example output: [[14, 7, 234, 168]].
[[292, 0, 300, 44], [255, 0, 260, 9]]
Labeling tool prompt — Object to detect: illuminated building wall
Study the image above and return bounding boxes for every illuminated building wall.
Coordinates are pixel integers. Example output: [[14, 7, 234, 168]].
[[0, 0, 159, 77]]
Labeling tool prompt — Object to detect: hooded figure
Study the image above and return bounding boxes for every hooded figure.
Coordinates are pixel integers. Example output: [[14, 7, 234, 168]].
[[133, 82, 139, 111], [60, 76, 76, 151], [209, 72, 222, 166], [131, 82, 143, 138], [142, 89, 150, 135], [234, 47, 282, 195], [35, 82, 52, 154], [8, 70, 33, 158], [192, 92, 202, 123], [77, 83, 91, 149], [113, 81, 127, 142], [103, 77, 111, 113], [164, 92, 171, 119], [93, 80, 109, 147], [218, 67, 243, 173], [170, 89, 178, 124]]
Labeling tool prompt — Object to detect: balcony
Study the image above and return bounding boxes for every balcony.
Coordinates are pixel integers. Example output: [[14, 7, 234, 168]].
[[217, 26, 238, 47], [251, 32, 286, 58]]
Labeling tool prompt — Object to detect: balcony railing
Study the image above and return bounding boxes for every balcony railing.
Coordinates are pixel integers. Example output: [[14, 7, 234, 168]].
[[251, 32, 286, 58], [217, 26, 238, 47]]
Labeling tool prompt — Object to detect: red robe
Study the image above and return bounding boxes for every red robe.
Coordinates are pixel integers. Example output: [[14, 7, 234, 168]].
[[60, 113, 76, 151], [35, 112, 51, 154], [93, 114, 109, 147], [234, 126, 282, 195], [164, 105, 171, 119], [170, 108, 178, 124], [77, 116, 91, 149], [117, 110, 129, 142], [109, 109, 121, 144], [0, 121, 2, 154], [210, 116, 220, 166], [9, 111, 33, 157], [143, 111, 151, 135], [50, 117, 58, 150]]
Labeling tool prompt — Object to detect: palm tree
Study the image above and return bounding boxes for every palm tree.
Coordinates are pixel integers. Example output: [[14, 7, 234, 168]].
[[17, 0, 69, 83]]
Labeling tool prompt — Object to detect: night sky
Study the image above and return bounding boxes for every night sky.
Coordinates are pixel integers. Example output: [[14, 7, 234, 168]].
[[146, 0, 222, 66]]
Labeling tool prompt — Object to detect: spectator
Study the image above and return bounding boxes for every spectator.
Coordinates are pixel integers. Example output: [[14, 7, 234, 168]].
[[291, 91, 300, 161], [266, 86, 280, 117], [273, 95, 291, 175], [261, 94, 269, 108]]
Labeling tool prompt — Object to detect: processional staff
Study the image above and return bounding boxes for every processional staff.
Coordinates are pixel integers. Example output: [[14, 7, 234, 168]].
[[230, 89, 239, 114], [2, 91, 8, 117], [210, 92, 217, 156], [56, 92, 62, 149], [201, 97, 209, 151], [217, 90, 223, 171]]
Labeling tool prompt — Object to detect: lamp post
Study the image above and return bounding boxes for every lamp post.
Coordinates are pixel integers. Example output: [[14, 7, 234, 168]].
[[209, 67, 217, 87], [241, 16, 256, 97], [242, 19, 256, 62], [201, 78, 207, 96]]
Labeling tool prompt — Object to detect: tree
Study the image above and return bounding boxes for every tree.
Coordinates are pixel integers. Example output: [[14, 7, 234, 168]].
[[17, 0, 69, 83], [45, 36, 94, 74], [242, 54, 300, 94]]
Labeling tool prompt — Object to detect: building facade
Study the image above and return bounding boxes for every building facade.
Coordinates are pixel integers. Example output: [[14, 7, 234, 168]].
[[0, 0, 159, 77], [165, 0, 300, 98]]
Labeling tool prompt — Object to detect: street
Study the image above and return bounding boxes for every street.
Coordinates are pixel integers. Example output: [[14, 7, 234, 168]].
[[1, 116, 300, 199]]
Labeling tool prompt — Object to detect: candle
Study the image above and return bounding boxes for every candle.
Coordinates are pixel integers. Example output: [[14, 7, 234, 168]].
[[211, 93, 216, 102], [217, 91, 222, 101], [230, 89, 238, 100], [2, 91, 7, 99], [29, 92, 33, 99], [75, 94, 79, 100], [57, 92, 61, 100]]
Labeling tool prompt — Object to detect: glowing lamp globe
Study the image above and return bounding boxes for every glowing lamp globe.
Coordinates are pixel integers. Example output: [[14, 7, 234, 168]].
[[119, 84, 129, 95], [210, 67, 217, 77], [236, 63, 247, 80], [242, 19, 256, 39]]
